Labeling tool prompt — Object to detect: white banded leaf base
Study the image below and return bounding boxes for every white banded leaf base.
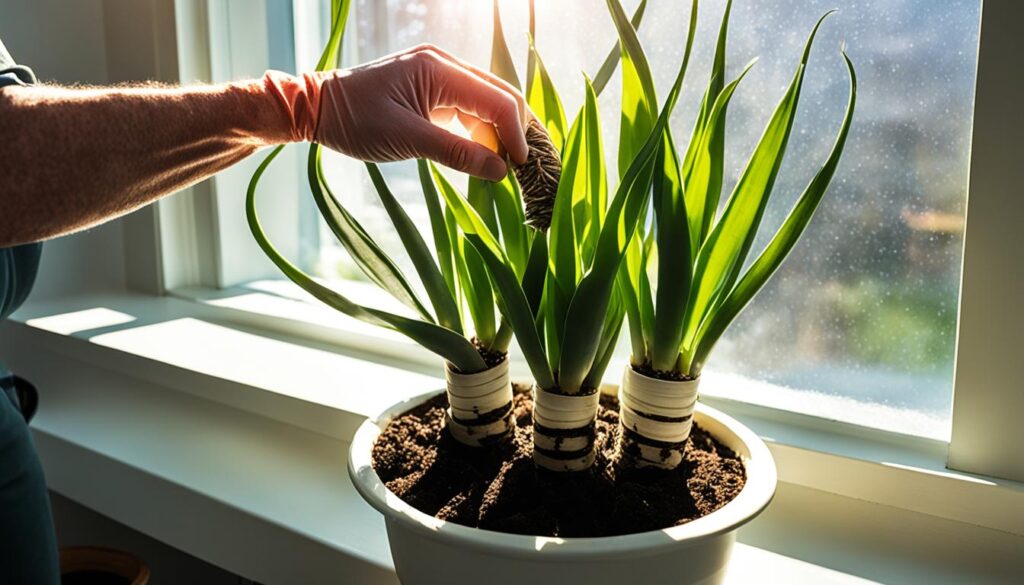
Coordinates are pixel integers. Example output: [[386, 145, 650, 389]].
[[531, 385, 600, 472], [618, 366, 700, 470], [445, 359, 513, 447]]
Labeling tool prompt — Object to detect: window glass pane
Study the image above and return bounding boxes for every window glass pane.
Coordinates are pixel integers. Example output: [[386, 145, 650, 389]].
[[310, 0, 981, 439]]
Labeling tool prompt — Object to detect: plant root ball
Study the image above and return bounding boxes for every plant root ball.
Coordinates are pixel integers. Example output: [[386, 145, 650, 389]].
[[513, 119, 562, 232]]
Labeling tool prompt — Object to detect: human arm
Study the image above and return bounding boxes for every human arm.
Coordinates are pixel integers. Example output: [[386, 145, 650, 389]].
[[0, 44, 527, 247], [0, 80, 291, 247]]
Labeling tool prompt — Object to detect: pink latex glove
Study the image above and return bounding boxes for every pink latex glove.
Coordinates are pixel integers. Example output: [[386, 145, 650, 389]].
[[263, 44, 529, 181]]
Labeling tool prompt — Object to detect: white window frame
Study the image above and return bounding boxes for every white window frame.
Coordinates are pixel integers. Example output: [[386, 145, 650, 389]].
[[129, 0, 1024, 484], [945, 0, 1024, 482]]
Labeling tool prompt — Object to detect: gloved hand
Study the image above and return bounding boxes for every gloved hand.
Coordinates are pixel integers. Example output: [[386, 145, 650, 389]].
[[263, 44, 529, 182]]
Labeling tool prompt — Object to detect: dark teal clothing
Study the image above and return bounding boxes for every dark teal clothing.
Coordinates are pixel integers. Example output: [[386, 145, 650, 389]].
[[0, 39, 60, 585], [0, 390, 58, 584], [0, 244, 43, 318]]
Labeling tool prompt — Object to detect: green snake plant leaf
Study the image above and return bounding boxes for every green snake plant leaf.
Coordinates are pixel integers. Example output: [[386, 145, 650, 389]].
[[582, 288, 626, 390], [545, 78, 606, 382], [591, 0, 648, 97], [526, 39, 568, 150], [691, 49, 857, 374], [313, 3, 433, 316], [311, 147, 431, 321], [366, 162, 462, 333], [436, 177, 556, 390], [526, 0, 537, 96], [444, 205, 467, 324], [620, 217, 652, 351], [681, 13, 835, 367], [555, 7, 698, 392], [522, 234, 548, 318], [606, 0, 658, 179], [486, 3, 530, 282], [646, 0, 699, 370], [248, 147, 486, 373], [316, 0, 350, 71], [250, 0, 467, 360], [491, 174, 531, 280], [638, 242, 656, 350], [548, 85, 597, 303], [616, 255, 647, 362], [543, 269, 568, 372], [605, 0, 676, 368], [649, 130, 690, 369], [303, 0, 434, 321], [472, 230, 554, 389], [490, 0, 520, 89], [677, 68, 750, 274], [576, 78, 608, 269], [542, 91, 580, 368], [667, 61, 753, 345], [433, 167, 496, 344], [463, 242, 497, 344], [418, 159, 457, 302], [556, 117, 661, 391], [680, 0, 732, 250], [492, 319, 514, 353], [528, 0, 646, 100], [468, 177, 501, 236]]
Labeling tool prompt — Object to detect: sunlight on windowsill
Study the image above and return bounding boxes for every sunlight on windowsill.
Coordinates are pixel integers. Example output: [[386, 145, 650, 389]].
[[700, 370, 951, 441]]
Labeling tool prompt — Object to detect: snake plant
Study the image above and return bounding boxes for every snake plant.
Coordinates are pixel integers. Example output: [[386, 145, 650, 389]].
[[615, 1, 858, 380], [246, 0, 643, 380], [439, 0, 855, 470], [440, 0, 696, 397], [247, 0, 855, 467]]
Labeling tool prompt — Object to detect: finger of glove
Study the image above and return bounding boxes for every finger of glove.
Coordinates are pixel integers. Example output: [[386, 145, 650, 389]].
[[405, 110, 508, 181], [429, 106, 458, 127], [407, 43, 529, 129], [428, 107, 503, 158], [423, 53, 528, 166], [456, 111, 502, 157]]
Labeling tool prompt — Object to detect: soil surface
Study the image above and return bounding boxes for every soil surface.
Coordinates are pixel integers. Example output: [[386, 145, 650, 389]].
[[467, 338, 506, 370], [371, 384, 746, 537], [632, 362, 695, 382]]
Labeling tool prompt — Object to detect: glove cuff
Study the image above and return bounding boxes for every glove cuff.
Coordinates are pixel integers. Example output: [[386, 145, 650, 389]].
[[262, 70, 324, 143]]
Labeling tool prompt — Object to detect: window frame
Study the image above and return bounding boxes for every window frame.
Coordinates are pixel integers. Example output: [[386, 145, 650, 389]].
[[946, 1, 1024, 482], [136, 0, 1024, 483]]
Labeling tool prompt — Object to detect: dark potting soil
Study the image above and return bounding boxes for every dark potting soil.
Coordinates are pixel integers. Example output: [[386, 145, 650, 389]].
[[371, 385, 746, 537], [467, 338, 507, 370], [632, 362, 695, 382]]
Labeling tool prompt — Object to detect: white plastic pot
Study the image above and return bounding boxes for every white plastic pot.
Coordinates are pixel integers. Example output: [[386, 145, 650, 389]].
[[348, 386, 776, 585]]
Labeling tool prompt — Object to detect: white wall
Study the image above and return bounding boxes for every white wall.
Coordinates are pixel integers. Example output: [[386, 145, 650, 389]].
[[0, 0, 130, 299]]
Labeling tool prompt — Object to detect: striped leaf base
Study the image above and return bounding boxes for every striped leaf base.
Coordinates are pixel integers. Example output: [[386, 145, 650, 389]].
[[617, 366, 700, 470], [532, 385, 600, 472], [444, 359, 514, 447]]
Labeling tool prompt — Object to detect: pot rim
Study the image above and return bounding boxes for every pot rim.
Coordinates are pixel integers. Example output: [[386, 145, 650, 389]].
[[348, 386, 777, 560]]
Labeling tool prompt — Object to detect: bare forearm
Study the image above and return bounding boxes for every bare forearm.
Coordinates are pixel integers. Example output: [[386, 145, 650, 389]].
[[0, 46, 532, 248], [0, 80, 294, 246]]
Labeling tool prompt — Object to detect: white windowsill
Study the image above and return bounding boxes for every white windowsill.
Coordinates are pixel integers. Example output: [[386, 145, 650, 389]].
[[2, 291, 1022, 584], [178, 279, 953, 438], [173, 283, 1024, 537]]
